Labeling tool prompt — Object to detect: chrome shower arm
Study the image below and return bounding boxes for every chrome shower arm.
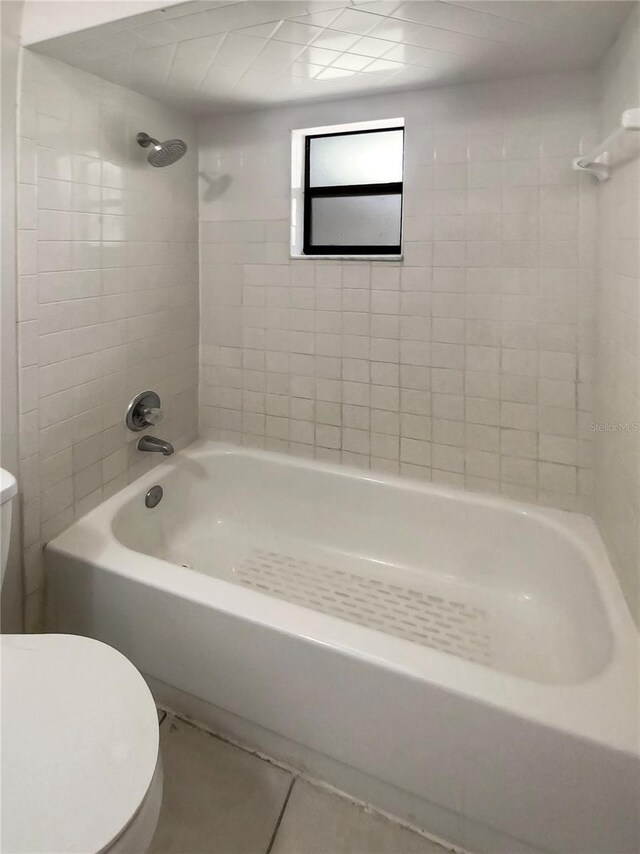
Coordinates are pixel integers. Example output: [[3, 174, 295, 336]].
[[137, 132, 160, 148]]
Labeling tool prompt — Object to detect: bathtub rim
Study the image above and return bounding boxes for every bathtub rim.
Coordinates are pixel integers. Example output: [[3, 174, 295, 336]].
[[46, 439, 640, 757]]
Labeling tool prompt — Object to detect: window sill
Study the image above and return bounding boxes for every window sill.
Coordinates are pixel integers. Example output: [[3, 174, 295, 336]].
[[290, 254, 403, 261]]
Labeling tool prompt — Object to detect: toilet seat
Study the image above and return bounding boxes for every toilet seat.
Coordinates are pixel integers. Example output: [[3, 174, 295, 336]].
[[1, 633, 161, 853]]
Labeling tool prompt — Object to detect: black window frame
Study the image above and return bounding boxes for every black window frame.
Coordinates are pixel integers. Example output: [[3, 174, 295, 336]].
[[303, 126, 404, 256]]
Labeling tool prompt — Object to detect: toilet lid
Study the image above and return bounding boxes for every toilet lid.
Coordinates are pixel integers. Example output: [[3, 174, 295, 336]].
[[1, 634, 160, 853], [0, 467, 17, 505]]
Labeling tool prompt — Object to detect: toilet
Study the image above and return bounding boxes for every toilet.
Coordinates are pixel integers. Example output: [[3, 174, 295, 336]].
[[1, 468, 163, 853]]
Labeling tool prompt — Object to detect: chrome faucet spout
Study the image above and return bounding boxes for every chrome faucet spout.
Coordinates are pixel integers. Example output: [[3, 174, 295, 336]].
[[137, 435, 174, 456]]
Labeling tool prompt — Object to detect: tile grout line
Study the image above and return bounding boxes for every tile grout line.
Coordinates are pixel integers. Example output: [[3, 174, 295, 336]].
[[159, 709, 466, 853], [265, 774, 297, 854], [158, 707, 296, 776]]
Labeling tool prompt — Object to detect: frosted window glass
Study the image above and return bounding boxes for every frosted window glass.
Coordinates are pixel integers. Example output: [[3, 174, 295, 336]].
[[312, 194, 402, 246], [309, 130, 403, 187]]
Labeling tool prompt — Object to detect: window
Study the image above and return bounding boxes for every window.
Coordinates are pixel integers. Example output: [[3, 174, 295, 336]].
[[291, 119, 405, 259]]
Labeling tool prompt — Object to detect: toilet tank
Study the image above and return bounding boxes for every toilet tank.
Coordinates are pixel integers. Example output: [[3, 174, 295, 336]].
[[0, 469, 18, 584]]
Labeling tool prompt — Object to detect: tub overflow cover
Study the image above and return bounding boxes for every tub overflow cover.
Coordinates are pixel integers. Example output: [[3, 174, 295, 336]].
[[145, 485, 163, 508]]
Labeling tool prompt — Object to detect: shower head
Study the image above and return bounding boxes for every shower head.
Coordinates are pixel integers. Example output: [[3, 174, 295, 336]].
[[136, 131, 187, 167]]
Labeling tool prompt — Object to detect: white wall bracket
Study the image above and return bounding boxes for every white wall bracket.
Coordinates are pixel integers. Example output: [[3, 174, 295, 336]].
[[573, 107, 640, 182], [572, 153, 611, 182]]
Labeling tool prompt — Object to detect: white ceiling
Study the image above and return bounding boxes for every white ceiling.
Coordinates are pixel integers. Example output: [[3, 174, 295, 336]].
[[30, 0, 634, 114]]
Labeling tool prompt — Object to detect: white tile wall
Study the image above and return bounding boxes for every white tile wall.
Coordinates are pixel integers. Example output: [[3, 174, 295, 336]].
[[1, 0, 24, 632], [198, 71, 598, 512], [17, 50, 199, 630], [594, 6, 640, 625]]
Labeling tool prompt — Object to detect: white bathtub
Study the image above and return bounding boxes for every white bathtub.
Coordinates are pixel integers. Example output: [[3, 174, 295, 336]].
[[47, 441, 639, 854]]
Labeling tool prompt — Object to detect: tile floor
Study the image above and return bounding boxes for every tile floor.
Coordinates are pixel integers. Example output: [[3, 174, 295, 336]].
[[150, 713, 452, 854]]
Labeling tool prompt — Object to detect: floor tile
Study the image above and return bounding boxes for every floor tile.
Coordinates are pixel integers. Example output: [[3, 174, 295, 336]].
[[150, 715, 292, 854], [271, 780, 450, 854]]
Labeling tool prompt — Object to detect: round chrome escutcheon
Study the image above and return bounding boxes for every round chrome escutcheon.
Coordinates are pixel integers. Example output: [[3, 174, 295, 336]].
[[145, 485, 163, 508]]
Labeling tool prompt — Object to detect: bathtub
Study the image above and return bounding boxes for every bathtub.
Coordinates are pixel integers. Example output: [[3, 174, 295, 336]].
[[46, 441, 639, 854]]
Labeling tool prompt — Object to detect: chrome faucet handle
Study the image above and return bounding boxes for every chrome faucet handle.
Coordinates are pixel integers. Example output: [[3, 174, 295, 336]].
[[126, 391, 163, 432], [142, 406, 163, 426]]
